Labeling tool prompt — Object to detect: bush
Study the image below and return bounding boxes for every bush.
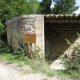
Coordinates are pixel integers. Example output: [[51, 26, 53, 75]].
[[13, 46, 24, 55], [13, 46, 25, 58], [0, 40, 11, 53], [32, 45, 41, 61], [63, 37, 80, 71]]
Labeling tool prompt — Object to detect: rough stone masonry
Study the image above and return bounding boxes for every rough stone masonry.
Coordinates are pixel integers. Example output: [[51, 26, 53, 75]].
[[6, 15, 45, 58]]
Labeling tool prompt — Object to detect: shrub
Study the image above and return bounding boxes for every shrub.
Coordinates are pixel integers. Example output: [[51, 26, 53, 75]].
[[0, 40, 11, 53], [13, 46, 25, 58], [32, 45, 41, 61], [63, 36, 80, 71]]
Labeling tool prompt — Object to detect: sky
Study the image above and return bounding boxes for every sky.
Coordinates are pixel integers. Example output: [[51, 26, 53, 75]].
[[38, 0, 80, 14], [75, 0, 80, 14]]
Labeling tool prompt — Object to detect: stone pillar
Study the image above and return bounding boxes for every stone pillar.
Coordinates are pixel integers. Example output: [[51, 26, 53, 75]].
[[34, 15, 45, 58]]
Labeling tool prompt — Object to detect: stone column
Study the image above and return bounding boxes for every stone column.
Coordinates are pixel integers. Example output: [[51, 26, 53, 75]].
[[34, 15, 45, 58]]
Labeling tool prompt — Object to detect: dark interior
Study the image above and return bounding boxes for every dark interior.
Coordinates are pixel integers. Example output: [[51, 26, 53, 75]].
[[44, 15, 80, 61]]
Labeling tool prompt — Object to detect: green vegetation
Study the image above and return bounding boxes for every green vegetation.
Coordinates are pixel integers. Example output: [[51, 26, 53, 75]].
[[40, 0, 78, 14], [39, 0, 52, 14], [0, 20, 4, 39], [0, 0, 80, 79], [63, 35, 80, 71], [31, 61, 54, 76], [52, 0, 78, 14], [0, 0, 79, 39], [0, 52, 80, 80], [0, 52, 32, 65], [0, 0, 40, 39], [0, 51, 80, 80], [60, 33, 80, 80], [0, 40, 10, 53], [0, 36, 80, 80]]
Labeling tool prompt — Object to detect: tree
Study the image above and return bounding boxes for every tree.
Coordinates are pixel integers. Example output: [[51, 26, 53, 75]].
[[52, 0, 79, 14], [0, 0, 28, 39], [39, 0, 52, 14], [0, 0, 39, 20], [0, 0, 39, 40], [28, 0, 39, 14], [28, 0, 40, 14]]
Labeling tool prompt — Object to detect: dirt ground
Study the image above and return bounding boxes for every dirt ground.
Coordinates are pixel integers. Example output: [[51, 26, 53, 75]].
[[0, 62, 61, 80]]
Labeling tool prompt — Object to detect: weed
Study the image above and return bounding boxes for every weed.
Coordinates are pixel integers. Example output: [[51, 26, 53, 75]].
[[18, 61, 24, 67], [30, 60, 55, 76], [42, 78, 49, 80], [32, 45, 41, 61], [62, 70, 80, 80]]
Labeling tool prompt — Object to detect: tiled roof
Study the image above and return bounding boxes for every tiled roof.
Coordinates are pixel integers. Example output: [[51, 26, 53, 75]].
[[44, 14, 80, 24], [44, 14, 80, 18]]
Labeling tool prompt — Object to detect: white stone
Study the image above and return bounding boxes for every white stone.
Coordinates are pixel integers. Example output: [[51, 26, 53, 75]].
[[50, 59, 65, 70]]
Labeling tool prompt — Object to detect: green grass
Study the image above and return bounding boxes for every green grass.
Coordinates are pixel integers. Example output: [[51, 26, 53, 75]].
[[0, 53, 32, 65], [61, 69, 80, 80], [30, 61, 55, 76], [0, 53, 80, 80]]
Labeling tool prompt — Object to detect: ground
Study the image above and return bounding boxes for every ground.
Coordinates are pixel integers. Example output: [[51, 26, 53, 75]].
[[0, 62, 60, 80]]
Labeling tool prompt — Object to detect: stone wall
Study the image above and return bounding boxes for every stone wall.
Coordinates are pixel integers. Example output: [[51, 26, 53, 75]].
[[6, 15, 45, 58], [6, 17, 24, 50]]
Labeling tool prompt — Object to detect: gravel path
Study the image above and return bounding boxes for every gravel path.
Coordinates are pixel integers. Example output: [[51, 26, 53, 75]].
[[0, 62, 61, 80]]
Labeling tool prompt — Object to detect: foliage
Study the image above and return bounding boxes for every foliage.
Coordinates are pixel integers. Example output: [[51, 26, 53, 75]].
[[0, 52, 32, 65], [40, 0, 78, 14], [0, 20, 4, 39], [13, 46, 24, 56], [31, 61, 55, 76], [0, 52, 80, 79], [0, 0, 39, 20], [27, 0, 40, 14], [0, 21, 4, 33], [63, 35, 80, 71], [39, 0, 52, 14], [65, 38, 72, 46], [63, 51, 80, 71], [13, 45, 41, 61], [52, 0, 79, 14], [62, 70, 80, 80], [32, 45, 41, 61], [0, 0, 39, 39], [0, 40, 10, 53]]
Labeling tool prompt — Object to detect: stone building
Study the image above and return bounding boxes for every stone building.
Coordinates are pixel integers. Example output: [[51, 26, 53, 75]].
[[6, 14, 80, 60]]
